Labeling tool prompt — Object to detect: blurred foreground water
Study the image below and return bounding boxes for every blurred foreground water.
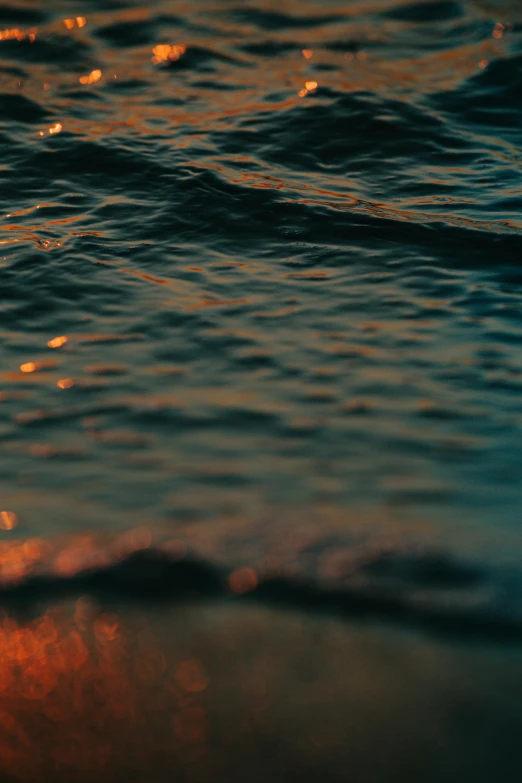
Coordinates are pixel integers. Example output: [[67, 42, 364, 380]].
[[1, 595, 522, 783]]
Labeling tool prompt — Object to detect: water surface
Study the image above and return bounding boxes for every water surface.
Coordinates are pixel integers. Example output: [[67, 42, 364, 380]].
[[1, 0, 522, 622]]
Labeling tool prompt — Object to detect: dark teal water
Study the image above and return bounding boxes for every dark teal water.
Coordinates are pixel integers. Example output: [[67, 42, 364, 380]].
[[1, 0, 522, 627]]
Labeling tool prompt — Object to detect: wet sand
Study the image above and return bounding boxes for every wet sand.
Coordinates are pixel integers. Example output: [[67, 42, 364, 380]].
[[0, 596, 521, 782]]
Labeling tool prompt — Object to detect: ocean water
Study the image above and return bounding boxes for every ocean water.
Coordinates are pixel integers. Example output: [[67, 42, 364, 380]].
[[1, 0, 522, 779], [1, 0, 522, 670], [2, 0, 522, 615]]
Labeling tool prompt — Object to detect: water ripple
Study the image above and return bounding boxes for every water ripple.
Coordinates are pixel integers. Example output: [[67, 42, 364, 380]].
[[0, 0, 522, 604]]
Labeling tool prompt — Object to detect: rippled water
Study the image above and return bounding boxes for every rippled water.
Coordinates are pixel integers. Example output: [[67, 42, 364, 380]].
[[1, 0, 522, 620]]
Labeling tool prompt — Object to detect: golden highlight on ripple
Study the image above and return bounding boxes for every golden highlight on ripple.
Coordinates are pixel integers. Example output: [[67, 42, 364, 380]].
[[80, 70, 102, 85], [151, 44, 186, 65], [20, 363, 36, 374], [0, 28, 37, 42], [48, 336, 68, 349], [299, 81, 318, 97], [64, 17, 87, 30], [20, 361, 57, 374]]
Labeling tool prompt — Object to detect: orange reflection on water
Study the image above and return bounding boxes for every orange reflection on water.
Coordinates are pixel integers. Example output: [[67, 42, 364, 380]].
[[0, 530, 159, 587], [20, 360, 57, 373], [0, 539, 46, 584], [151, 43, 186, 65], [492, 22, 512, 39], [228, 567, 258, 594], [38, 123, 64, 137], [63, 18, 87, 30], [48, 336, 68, 349], [299, 80, 318, 97], [57, 378, 74, 390], [0, 600, 209, 782], [0, 512, 17, 531], [0, 28, 37, 42], [80, 70, 102, 85]]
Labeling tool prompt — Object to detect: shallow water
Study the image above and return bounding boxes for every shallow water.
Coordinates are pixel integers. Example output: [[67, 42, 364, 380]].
[[1, 599, 522, 783], [1, 0, 522, 621]]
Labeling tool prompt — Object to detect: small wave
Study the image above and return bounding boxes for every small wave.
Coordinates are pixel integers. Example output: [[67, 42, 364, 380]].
[[0, 532, 520, 642]]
